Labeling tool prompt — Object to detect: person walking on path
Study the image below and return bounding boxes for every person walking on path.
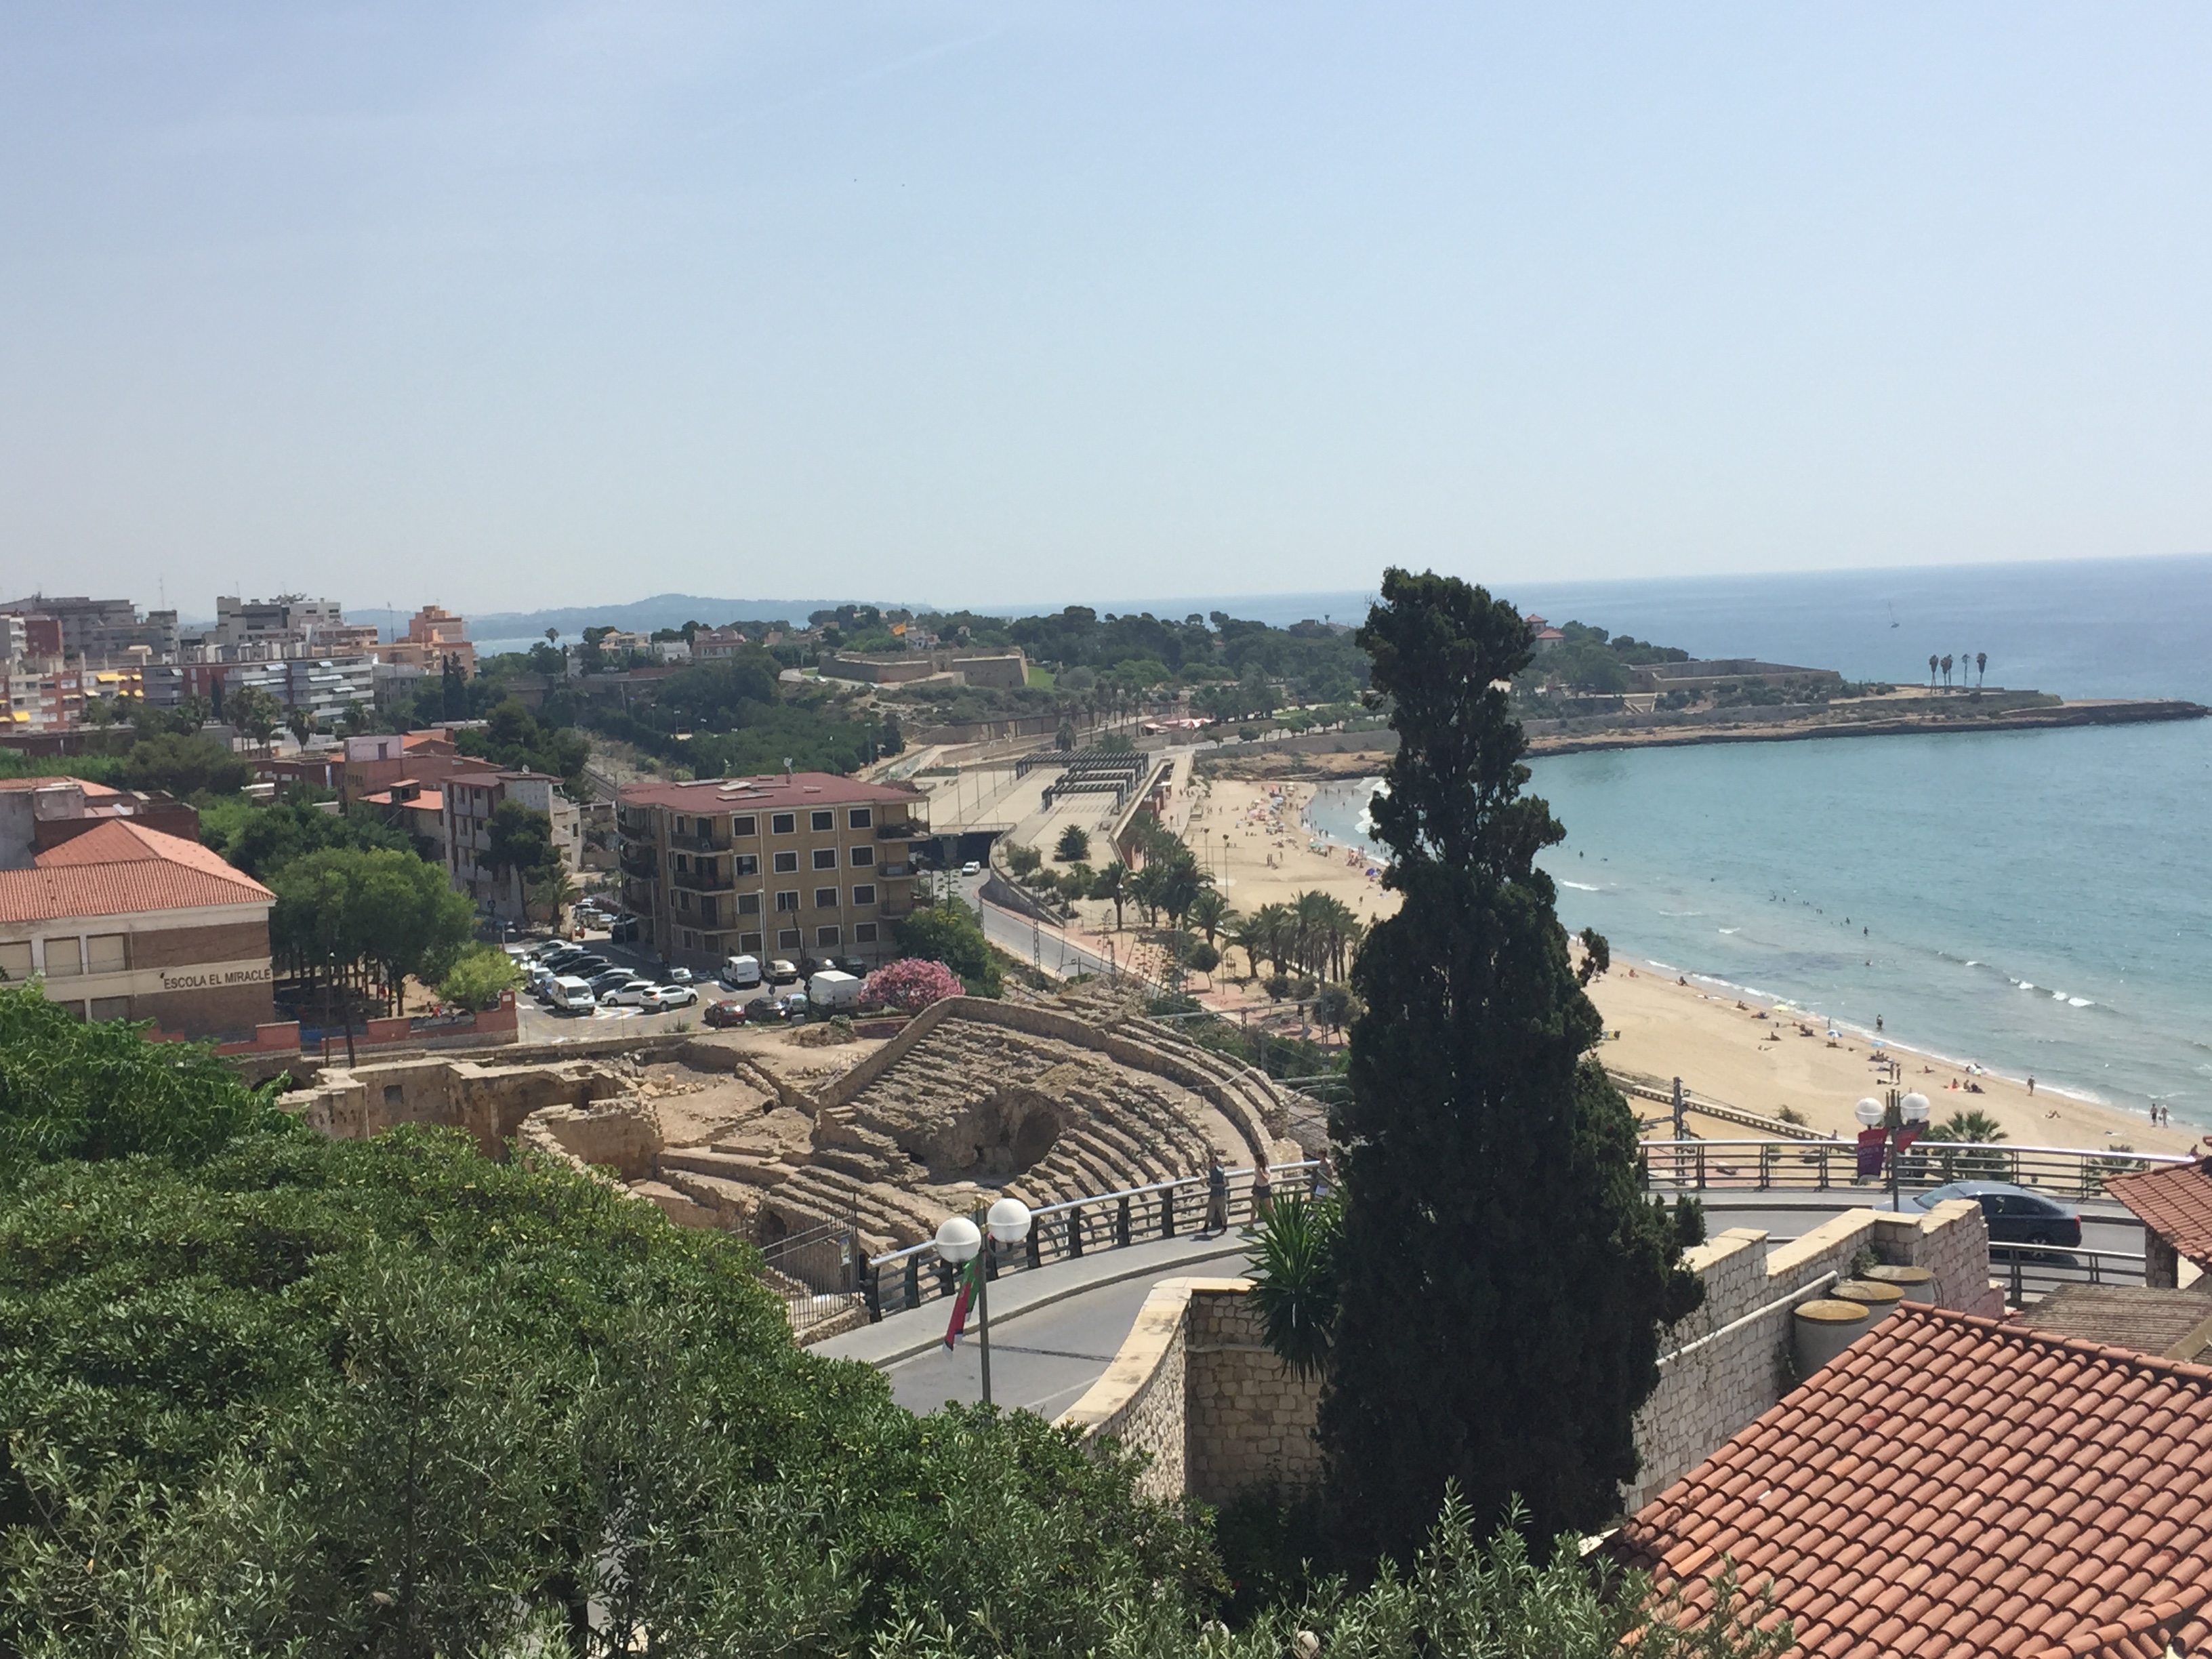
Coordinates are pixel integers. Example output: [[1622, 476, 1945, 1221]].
[[1250, 1162, 1274, 1223], [1204, 1156, 1229, 1235]]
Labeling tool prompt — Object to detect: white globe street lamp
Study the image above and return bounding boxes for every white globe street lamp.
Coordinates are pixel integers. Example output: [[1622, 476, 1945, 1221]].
[[939, 1205, 1029, 1408], [1858, 1088, 1936, 1212]]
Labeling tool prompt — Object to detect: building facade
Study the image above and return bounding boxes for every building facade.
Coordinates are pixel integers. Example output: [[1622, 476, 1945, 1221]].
[[0, 818, 275, 1037], [444, 770, 582, 921], [616, 774, 927, 972], [380, 605, 478, 678]]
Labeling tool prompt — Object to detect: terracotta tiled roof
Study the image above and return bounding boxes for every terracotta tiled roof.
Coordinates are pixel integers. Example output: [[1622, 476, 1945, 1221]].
[[0, 820, 273, 923], [0, 775, 122, 798], [2106, 1159, 2212, 1271], [1618, 1305, 2212, 1659]]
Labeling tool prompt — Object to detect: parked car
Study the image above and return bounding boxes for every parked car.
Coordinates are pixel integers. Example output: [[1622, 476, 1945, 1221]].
[[546, 976, 600, 1015], [600, 979, 662, 1008], [665, 966, 694, 985], [587, 968, 636, 997], [1915, 1181, 2083, 1247], [808, 969, 862, 1011], [655, 983, 699, 1009], [703, 999, 748, 1029], [960, 860, 981, 876], [834, 956, 871, 978], [721, 954, 762, 989], [768, 958, 801, 987]]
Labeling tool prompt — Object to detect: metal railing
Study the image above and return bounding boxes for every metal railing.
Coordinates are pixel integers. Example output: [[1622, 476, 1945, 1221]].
[[1639, 1138, 2187, 1202], [760, 1215, 865, 1336], [1992, 1244, 2150, 1307], [857, 1161, 1321, 1322]]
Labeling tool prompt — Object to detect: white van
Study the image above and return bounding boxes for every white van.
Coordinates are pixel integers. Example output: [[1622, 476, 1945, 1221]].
[[808, 969, 862, 1010], [722, 954, 762, 989], [548, 976, 599, 1014]]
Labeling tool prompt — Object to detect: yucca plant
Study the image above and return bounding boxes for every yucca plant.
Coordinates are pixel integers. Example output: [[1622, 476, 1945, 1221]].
[[1246, 1193, 1342, 1378]]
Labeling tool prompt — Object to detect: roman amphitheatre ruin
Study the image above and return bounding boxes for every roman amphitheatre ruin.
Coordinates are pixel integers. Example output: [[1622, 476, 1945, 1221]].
[[287, 980, 1308, 1332]]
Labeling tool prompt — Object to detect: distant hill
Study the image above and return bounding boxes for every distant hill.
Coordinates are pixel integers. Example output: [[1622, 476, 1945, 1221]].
[[356, 594, 919, 644]]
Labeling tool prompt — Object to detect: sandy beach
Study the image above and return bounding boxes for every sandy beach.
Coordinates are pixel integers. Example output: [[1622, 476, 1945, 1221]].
[[1148, 775, 2203, 1159]]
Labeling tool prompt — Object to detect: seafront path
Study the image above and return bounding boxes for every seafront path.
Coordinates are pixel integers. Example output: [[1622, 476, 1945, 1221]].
[[819, 1193, 2150, 1414]]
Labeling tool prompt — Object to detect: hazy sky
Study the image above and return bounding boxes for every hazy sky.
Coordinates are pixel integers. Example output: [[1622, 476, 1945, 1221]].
[[4, 4, 2210, 615]]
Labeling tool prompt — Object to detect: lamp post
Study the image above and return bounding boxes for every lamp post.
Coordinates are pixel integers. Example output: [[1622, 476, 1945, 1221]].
[[1856, 1089, 1931, 1212], [934, 1197, 1032, 1407]]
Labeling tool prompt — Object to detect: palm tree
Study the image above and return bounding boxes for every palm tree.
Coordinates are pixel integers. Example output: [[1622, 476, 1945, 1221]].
[[1940, 654, 1954, 691], [286, 706, 318, 749], [1090, 862, 1129, 931], [1928, 653, 1939, 689], [1976, 651, 1987, 688], [1187, 887, 1231, 948], [1228, 916, 1265, 983], [1252, 902, 1296, 979]]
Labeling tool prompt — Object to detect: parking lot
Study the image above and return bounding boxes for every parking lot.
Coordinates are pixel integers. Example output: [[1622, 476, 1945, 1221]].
[[510, 926, 839, 1044]]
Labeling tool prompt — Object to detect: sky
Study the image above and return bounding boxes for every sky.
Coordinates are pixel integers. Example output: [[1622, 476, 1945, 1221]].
[[3, 3, 2211, 616]]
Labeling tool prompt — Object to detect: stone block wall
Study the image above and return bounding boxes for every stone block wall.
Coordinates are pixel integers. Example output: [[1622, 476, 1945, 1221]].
[[1185, 1288, 1323, 1505], [1065, 1278, 1193, 1503]]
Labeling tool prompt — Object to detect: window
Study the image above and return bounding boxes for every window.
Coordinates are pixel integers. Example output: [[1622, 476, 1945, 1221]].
[[811, 809, 834, 832], [737, 893, 762, 914], [851, 884, 876, 907], [739, 931, 763, 954], [682, 930, 699, 949], [383, 1084, 405, 1106], [848, 807, 872, 830], [86, 935, 127, 975], [675, 817, 691, 836], [815, 926, 841, 948], [42, 937, 82, 977], [734, 853, 758, 876], [676, 890, 693, 912], [698, 899, 718, 926], [0, 941, 30, 983], [809, 886, 837, 909], [812, 846, 837, 870], [773, 850, 799, 874], [778, 928, 802, 950], [89, 997, 130, 1022], [674, 853, 691, 873], [853, 922, 878, 944], [849, 844, 874, 867], [732, 815, 757, 838], [771, 813, 796, 835], [775, 890, 800, 912]]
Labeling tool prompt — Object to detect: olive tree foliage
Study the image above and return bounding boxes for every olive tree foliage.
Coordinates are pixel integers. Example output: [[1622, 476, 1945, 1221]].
[[1321, 569, 1704, 1561], [268, 847, 476, 1012]]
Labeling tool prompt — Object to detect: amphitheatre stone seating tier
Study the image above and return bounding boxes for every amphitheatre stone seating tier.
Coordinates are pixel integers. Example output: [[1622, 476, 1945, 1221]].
[[282, 986, 1312, 1327]]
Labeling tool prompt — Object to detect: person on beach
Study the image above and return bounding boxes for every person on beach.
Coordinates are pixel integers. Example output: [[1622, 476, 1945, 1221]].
[[1204, 1157, 1229, 1235], [2028, 1076, 2035, 1096]]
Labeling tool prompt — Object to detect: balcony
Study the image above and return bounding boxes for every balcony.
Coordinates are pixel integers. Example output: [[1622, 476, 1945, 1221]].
[[668, 831, 732, 853], [878, 900, 916, 920], [671, 867, 735, 894], [880, 862, 912, 878], [619, 845, 659, 880], [616, 815, 656, 842]]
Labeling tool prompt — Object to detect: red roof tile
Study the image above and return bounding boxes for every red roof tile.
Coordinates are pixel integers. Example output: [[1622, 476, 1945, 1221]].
[[1618, 1307, 2212, 1659], [2106, 1160, 2212, 1271], [0, 820, 272, 923]]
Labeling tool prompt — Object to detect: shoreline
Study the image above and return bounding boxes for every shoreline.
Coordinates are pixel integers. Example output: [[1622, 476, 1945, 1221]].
[[1188, 695, 2209, 779], [1248, 777, 2203, 1156]]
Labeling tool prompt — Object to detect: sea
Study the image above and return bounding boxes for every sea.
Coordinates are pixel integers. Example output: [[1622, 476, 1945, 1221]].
[[1282, 554, 2212, 1134]]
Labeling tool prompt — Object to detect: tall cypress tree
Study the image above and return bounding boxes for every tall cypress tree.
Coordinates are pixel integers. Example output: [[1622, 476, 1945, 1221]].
[[1319, 569, 1701, 1561]]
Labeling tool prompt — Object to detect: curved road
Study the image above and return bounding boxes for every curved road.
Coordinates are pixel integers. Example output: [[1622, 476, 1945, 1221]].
[[820, 1191, 2150, 1416]]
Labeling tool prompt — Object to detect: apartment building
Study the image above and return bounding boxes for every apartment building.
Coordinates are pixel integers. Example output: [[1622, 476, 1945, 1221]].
[[210, 594, 345, 651], [0, 817, 275, 1037], [615, 773, 927, 972], [0, 596, 137, 660], [380, 605, 477, 678], [445, 770, 581, 921], [226, 656, 377, 726]]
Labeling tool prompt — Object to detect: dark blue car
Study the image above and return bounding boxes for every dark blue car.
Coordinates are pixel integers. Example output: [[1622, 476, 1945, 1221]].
[[1915, 1181, 2083, 1247]]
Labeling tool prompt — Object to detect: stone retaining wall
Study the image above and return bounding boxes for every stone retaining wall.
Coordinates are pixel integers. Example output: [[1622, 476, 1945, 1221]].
[[1067, 1201, 1995, 1518]]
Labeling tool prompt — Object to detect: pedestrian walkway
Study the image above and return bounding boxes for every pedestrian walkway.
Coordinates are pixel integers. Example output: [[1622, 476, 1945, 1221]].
[[814, 1230, 1254, 1412]]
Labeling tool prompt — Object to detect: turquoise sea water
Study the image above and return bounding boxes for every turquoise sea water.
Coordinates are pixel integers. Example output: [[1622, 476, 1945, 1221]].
[[1292, 554, 2212, 1132]]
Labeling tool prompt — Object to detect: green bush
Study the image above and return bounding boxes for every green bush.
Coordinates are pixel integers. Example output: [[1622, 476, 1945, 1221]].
[[438, 944, 522, 1011]]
